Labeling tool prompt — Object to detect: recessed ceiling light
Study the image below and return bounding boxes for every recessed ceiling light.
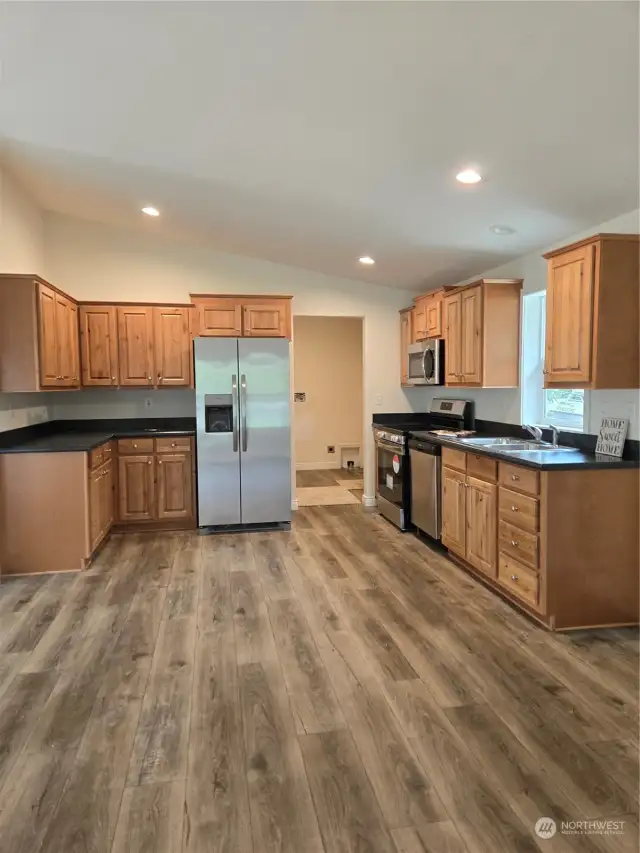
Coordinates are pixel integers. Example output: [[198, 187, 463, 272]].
[[456, 169, 482, 184], [489, 224, 516, 235], [141, 206, 160, 217], [359, 256, 375, 265]]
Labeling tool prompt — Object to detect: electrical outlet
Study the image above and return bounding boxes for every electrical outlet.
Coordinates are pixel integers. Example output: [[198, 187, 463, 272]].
[[375, 394, 383, 406], [144, 398, 153, 409], [327, 445, 336, 454]]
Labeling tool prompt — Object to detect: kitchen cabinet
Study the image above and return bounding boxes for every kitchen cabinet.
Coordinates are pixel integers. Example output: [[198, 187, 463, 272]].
[[443, 278, 522, 387], [79, 305, 119, 386], [413, 299, 427, 341], [117, 306, 155, 387], [441, 447, 639, 630], [116, 436, 195, 527], [0, 276, 81, 392], [89, 453, 114, 554], [399, 308, 412, 384], [191, 294, 292, 339], [153, 306, 192, 386], [543, 234, 639, 389], [411, 289, 444, 341]]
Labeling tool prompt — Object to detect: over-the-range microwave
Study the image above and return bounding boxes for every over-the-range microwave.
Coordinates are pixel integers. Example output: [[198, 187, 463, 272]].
[[406, 339, 444, 385]]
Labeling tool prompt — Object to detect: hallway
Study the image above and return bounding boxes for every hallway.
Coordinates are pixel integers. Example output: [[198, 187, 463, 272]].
[[0, 506, 637, 853], [296, 467, 364, 506]]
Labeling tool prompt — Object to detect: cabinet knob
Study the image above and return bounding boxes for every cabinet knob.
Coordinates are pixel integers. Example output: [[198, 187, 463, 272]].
[[112, 376, 116, 381], [511, 474, 520, 481], [133, 443, 138, 448], [511, 505, 519, 512], [511, 540, 519, 547], [171, 442, 176, 447], [158, 460, 163, 465], [511, 574, 519, 582], [148, 376, 152, 382], [148, 460, 152, 465]]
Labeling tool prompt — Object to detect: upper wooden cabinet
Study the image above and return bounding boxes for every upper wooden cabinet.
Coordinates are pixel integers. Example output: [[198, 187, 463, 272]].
[[191, 294, 292, 339], [79, 303, 193, 388], [443, 278, 522, 387], [543, 234, 639, 389], [0, 276, 80, 392], [399, 308, 412, 385], [412, 289, 444, 341], [79, 305, 119, 386]]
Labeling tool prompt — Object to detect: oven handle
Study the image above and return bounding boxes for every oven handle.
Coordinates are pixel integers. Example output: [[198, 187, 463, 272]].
[[375, 440, 407, 455]]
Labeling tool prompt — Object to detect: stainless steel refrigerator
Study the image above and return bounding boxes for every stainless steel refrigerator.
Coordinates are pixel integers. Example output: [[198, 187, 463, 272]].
[[195, 337, 291, 527]]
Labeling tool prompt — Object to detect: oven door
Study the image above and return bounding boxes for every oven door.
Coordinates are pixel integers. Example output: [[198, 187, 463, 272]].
[[406, 345, 427, 385], [375, 439, 406, 507]]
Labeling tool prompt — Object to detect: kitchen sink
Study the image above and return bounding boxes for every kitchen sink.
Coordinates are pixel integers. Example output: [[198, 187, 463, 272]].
[[456, 436, 575, 453]]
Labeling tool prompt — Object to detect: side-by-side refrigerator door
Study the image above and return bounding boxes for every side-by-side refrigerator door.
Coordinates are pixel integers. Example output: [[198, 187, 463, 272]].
[[194, 337, 241, 526], [238, 338, 291, 524]]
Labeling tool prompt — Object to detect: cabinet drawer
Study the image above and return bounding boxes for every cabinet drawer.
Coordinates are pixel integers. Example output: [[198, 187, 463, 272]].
[[117, 438, 155, 454], [498, 553, 539, 608], [499, 519, 539, 569], [89, 447, 104, 470], [442, 447, 466, 473], [466, 453, 497, 483], [499, 462, 539, 497], [498, 487, 539, 533], [156, 436, 192, 453]]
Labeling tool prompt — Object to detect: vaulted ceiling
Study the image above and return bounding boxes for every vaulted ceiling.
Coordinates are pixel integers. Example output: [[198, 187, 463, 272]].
[[0, 1, 638, 290]]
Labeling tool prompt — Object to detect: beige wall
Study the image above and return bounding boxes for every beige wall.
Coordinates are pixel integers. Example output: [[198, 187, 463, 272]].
[[0, 169, 50, 433], [43, 213, 421, 499], [293, 316, 363, 469]]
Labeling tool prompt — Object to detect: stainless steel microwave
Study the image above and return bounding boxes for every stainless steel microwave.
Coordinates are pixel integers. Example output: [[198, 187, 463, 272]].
[[407, 339, 444, 385]]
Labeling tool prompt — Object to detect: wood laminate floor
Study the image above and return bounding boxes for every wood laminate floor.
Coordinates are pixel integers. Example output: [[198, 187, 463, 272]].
[[297, 468, 364, 506], [0, 506, 638, 853]]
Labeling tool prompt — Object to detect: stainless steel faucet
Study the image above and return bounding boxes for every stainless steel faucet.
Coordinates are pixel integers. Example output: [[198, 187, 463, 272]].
[[547, 424, 560, 447], [524, 424, 543, 441]]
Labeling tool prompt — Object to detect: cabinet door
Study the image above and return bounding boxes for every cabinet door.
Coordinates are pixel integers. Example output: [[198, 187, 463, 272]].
[[242, 301, 289, 337], [55, 295, 74, 386], [413, 300, 428, 341], [153, 307, 192, 387], [38, 283, 61, 387], [460, 287, 482, 384], [442, 465, 466, 556], [117, 307, 154, 386], [67, 301, 81, 387], [444, 294, 462, 384], [118, 455, 156, 521], [466, 476, 497, 578], [196, 298, 242, 336], [89, 467, 103, 552], [80, 306, 119, 386], [545, 245, 594, 384], [399, 309, 412, 384], [157, 453, 193, 520], [425, 295, 442, 337], [101, 460, 114, 536]]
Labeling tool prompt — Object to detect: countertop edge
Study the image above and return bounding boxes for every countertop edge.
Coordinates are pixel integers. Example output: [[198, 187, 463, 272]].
[[0, 429, 196, 454]]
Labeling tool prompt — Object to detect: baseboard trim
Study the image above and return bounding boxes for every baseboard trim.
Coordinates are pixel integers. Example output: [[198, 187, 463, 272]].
[[362, 494, 377, 508], [291, 498, 299, 511]]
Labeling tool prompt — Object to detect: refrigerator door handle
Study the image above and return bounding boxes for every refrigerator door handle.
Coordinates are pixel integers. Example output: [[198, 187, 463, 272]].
[[232, 374, 239, 452], [241, 374, 248, 451]]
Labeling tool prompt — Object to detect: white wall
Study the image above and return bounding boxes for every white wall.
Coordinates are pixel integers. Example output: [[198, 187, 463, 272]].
[[0, 169, 51, 433], [412, 208, 640, 440], [293, 316, 363, 469], [44, 213, 420, 498]]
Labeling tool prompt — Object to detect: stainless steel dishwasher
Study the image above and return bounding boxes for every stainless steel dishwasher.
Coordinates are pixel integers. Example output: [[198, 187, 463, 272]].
[[409, 439, 442, 539]]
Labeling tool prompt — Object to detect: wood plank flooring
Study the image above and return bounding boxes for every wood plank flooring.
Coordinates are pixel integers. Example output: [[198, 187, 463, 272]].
[[0, 507, 638, 853]]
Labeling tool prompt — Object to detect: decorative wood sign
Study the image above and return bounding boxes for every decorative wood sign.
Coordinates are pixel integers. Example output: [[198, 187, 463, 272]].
[[595, 417, 629, 457]]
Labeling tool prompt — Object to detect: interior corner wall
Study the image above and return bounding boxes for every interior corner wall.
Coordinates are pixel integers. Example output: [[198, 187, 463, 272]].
[[43, 213, 420, 497], [410, 207, 640, 440], [293, 316, 363, 469], [0, 169, 51, 433]]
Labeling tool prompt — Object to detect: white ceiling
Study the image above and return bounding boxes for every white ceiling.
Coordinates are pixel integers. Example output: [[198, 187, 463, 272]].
[[0, 1, 638, 291]]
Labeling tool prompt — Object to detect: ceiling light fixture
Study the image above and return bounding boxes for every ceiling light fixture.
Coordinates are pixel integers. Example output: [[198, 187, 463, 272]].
[[489, 224, 516, 235], [359, 256, 375, 265], [456, 169, 482, 184], [141, 206, 160, 217]]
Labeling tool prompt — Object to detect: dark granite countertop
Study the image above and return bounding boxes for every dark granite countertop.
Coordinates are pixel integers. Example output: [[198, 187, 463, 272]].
[[409, 431, 639, 471], [0, 418, 196, 454]]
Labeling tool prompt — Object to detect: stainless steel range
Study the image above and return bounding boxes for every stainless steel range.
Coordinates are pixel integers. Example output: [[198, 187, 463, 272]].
[[372, 426, 414, 530]]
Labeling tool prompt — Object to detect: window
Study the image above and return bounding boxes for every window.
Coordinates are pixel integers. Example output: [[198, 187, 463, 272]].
[[521, 291, 585, 432]]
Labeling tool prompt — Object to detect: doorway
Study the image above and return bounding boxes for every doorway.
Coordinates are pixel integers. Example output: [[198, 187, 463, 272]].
[[292, 316, 364, 507]]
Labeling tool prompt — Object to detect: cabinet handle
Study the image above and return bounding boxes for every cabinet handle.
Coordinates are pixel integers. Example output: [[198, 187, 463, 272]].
[[511, 474, 520, 481], [111, 376, 116, 381], [133, 444, 138, 448], [158, 460, 163, 465], [171, 442, 176, 447], [148, 460, 152, 465], [511, 574, 519, 582], [148, 376, 152, 382], [511, 505, 519, 512], [511, 539, 519, 547]]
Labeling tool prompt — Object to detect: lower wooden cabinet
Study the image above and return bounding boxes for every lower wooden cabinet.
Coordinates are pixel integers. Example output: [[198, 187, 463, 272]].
[[116, 437, 195, 527], [441, 466, 466, 556], [465, 476, 497, 577], [88, 450, 114, 554]]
